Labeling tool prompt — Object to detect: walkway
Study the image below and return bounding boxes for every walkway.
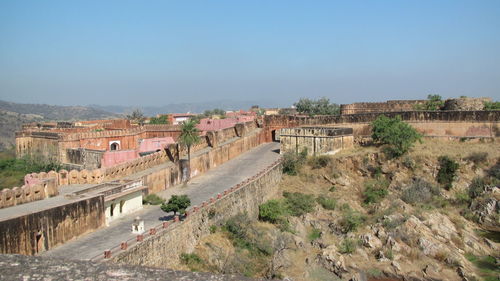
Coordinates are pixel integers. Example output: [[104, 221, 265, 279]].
[[41, 142, 280, 260]]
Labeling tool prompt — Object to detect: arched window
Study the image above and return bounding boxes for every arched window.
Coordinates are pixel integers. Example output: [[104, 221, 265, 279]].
[[110, 142, 119, 151]]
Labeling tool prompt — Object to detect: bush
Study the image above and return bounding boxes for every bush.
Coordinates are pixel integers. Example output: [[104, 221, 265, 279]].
[[363, 179, 389, 204], [338, 238, 358, 254], [282, 150, 307, 175], [283, 192, 316, 217], [340, 207, 366, 233], [437, 156, 459, 190], [316, 196, 336, 210], [414, 94, 444, 111], [180, 253, 204, 271], [160, 195, 191, 215], [371, 115, 422, 157], [308, 155, 331, 169], [143, 194, 164, 205], [308, 228, 321, 241], [465, 152, 488, 165], [402, 156, 416, 170], [468, 177, 485, 199], [401, 178, 440, 205], [259, 200, 288, 224], [483, 101, 500, 110], [225, 213, 251, 240]]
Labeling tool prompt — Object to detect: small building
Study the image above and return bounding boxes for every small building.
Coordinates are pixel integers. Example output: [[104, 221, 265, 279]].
[[278, 127, 354, 156]]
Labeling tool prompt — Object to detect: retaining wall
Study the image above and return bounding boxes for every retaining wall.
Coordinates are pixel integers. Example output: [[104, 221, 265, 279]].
[[110, 159, 283, 268]]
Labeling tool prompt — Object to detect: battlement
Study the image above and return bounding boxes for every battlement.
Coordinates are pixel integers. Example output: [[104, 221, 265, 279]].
[[340, 100, 426, 114]]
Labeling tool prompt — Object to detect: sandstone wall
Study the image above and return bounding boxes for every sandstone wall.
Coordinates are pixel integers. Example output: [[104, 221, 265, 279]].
[[443, 97, 491, 111], [0, 195, 105, 255], [0, 177, 58, 209], [111, 160, 283, 268], [264, 111, 500, 142], [340, 100, 426, 115], [279, 127, 354, 155]]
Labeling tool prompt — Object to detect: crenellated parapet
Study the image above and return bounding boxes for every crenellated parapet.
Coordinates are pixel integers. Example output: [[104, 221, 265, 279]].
[[0, 177, 58, 209]]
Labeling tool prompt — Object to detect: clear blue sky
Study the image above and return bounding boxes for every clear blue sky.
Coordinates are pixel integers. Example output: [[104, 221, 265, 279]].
[[0, 0, 499, 106]]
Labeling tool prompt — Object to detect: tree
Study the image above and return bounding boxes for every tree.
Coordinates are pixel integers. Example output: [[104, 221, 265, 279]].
[[483, 101, 500, 110], [126, 109, 146, 125], [414, 94, 444, 111], [178, 119, 201, 181], [371, 115, 422, 157], [294, 97, 339, 116], [437, 156, 459, 190], [149, 115, 169, 124], [160, 194, 191, 215]]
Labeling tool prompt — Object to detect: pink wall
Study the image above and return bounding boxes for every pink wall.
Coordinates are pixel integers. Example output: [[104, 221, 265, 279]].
[[102, 150, 139, 168], [138, 137, 175, 153]]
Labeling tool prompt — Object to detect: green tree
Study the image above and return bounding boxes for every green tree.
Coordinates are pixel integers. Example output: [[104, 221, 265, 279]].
[[414, 94, 444, 110], [126, 109, 146, 125], [294, 97, 339, 116], [149, 115, 169, 124], [160, 194, 191, 215], [371, 115, 422, 157], [437, 156, 459, 190], [483, 101, 500, 110], [178, 119, 201, 181]]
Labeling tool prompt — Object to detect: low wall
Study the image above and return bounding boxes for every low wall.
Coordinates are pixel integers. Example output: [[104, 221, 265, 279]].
[[340, 100, 425, 115], [0, 178, 58, 209], [0, 195, 105, 255], [110, 159, 283, 268]]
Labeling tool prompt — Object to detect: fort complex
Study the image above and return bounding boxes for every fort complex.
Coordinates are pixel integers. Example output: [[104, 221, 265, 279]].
[[0, 98, 498, 278]]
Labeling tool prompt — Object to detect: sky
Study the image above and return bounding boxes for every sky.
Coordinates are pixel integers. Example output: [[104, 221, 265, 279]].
[[0, 0, 499, 107]]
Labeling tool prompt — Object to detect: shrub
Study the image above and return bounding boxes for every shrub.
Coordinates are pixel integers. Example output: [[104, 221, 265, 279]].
[[413, 94, 444, 111], [225, 213, 251, 240], [468, 177, 485, 199], [454, 191, 471, 205], [282, 150, 307, 175], [402, 156, 416, 170], [465, 152, 488, 165], [180, 253, 204, 271], [283, 192, 316, 216], [363, 178, 389, 204], [209, 225, 217, 233], [371, 115, 422, 157], [308, 155, 331, 169], [340, 207, 366, 233], [483, 101, 500, 110], [316, 196, 336, 210], [385, 248, 394, 260], [401, 178, 440, 205], [338, 238, 358, 254], [437, 156, 459, 190], [160, 195, 191, 215], [143, 194, 164, 205], [259, 200, 288, 224], [308, 228, 321, 241]]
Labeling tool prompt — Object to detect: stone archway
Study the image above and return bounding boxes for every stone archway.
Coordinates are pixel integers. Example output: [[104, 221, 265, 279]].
[[110, 142, 120, 151]]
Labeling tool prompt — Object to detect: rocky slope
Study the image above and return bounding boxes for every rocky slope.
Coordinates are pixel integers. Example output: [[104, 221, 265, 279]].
[[175, 140, 499, 281]]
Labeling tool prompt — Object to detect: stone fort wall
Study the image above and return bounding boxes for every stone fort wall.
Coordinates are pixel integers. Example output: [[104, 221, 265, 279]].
[[0, 195, 105, 255], [110, 159, 283, 268], [340, 100, 426, 115], [0, 177, 58, 209], [264, 111, 500, 142]]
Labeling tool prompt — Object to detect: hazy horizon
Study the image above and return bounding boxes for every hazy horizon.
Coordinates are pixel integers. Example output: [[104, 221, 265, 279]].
[[1, 0, 499, 107]]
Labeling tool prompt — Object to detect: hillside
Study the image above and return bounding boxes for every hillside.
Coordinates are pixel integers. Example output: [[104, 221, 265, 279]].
[[176, 140, 500, 280], [0, 100, 120, 150]]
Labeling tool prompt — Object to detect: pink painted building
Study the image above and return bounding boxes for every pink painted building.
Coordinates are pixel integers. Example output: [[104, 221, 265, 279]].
[[102, 150, 139, 168], [138, 137, 175, 155]]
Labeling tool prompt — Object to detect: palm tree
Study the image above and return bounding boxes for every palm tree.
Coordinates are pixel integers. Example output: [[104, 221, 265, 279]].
[[178, 119, 200, 181]]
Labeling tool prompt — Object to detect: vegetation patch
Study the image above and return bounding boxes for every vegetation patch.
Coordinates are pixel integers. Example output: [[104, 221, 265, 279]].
[[142, 194, 164, 205], [339, 205, 366, 233], [362, 178, 389, 204], [338, 238, 358, 254], [464, 253, 500, 280], [308, 228, 321, 241], [316, 196, 336, 210], [307, 155, 331, 169], [371, 115, 422, 158], [401, 178, 440, 205], [160, 194, 191, 215], [180, 253, 205, 272], [282, 149, 307, 176], [437, 156, 459, 190]]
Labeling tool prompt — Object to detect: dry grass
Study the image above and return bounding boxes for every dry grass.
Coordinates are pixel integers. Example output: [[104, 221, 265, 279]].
[[409, 139, 499, 160]]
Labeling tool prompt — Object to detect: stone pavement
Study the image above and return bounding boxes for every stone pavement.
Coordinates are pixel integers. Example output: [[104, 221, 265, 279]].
[[41, 142, 280, 261]]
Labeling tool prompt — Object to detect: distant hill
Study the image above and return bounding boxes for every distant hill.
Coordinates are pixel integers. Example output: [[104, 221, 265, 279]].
[[89, 99, 284, 116], [0, 100, 120, 121], [0, 100, 120, 151]]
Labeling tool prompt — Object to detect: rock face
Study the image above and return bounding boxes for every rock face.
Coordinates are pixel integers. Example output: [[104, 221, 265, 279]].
[[443, 97, 491, 111], [0, 254, 261, 281]]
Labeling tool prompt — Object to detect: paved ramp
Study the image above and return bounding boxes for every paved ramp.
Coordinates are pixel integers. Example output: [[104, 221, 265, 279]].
[[42, 142, 280, 260]]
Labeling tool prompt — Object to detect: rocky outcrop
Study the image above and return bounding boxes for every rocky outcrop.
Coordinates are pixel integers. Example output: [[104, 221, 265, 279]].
[[443, 97, 491, 111]]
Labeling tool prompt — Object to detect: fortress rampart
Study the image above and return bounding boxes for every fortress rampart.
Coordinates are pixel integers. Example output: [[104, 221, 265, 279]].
[[264, 111, 500, 142], [340, 100, 426, 115], [110, 159, 283, 268], [0, 177, 58, 209]]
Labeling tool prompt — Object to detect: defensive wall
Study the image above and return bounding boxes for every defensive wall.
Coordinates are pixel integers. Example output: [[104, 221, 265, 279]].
[[4, 121, 264, 208], [0, 177, 58, 209], [16, 124, 182, 164], [279, 127, 354, 156], [264, 111, 500, 142], [340, 100, 425, 115], [0, 195, 105, 255], [109, 159, 283, 268]]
